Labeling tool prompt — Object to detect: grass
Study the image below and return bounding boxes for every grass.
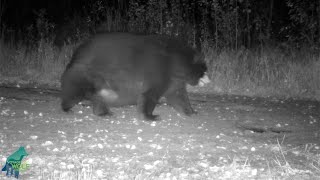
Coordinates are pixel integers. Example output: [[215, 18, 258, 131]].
[[13, 140, 319, 180], [0, 39, 74, 88], [1, 37, 320, 100], [202, 46, 320, 100]]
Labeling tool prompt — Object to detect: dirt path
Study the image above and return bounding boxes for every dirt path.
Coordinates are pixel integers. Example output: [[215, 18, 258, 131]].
[[0, 87, 319, 179]]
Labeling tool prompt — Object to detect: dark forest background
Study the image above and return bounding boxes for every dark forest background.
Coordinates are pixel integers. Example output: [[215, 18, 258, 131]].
[[1, 0, 319, 49], [0, 0, 320, 99]]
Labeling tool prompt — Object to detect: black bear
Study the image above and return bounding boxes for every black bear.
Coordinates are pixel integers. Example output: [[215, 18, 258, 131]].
[[61, 33, 208, 120]]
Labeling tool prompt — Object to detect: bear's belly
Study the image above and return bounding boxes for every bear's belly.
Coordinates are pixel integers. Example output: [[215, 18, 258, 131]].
[[107, 81, 143, 107]]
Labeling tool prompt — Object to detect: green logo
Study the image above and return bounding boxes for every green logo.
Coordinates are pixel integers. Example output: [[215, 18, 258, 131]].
[[1, 147, 29, 179], [8, 160, 30, 172]]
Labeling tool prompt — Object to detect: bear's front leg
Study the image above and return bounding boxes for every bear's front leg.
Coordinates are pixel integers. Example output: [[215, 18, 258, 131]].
[[165, 83, 196, 116]]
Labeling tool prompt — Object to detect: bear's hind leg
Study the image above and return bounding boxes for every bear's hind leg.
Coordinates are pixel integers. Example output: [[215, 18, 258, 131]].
[[91, 94, 113, 116], [89, 73, 118, 116], [61, 69, 89, 113], [61, 97, 81, 112], [61, 84, 83, 113]]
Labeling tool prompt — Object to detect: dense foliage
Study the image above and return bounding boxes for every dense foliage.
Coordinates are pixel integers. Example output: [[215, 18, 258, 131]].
[[0, 0, 320, 50]]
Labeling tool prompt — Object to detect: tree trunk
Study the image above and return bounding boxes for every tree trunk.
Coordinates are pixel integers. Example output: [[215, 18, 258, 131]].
[[318, 0, 320, 43], [246, 0, 250, 48], [235, 0, 238, 51], [214, 5, 218, 50], [0, 0, 6, 36], [267, 0, 274, 39]]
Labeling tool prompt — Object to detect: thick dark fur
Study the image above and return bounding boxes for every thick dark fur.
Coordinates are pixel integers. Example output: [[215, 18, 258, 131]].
[[61, 33, 207, 120]]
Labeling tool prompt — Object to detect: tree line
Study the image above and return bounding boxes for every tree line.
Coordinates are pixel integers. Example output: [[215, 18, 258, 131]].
[[1, 0, 320, 50]]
